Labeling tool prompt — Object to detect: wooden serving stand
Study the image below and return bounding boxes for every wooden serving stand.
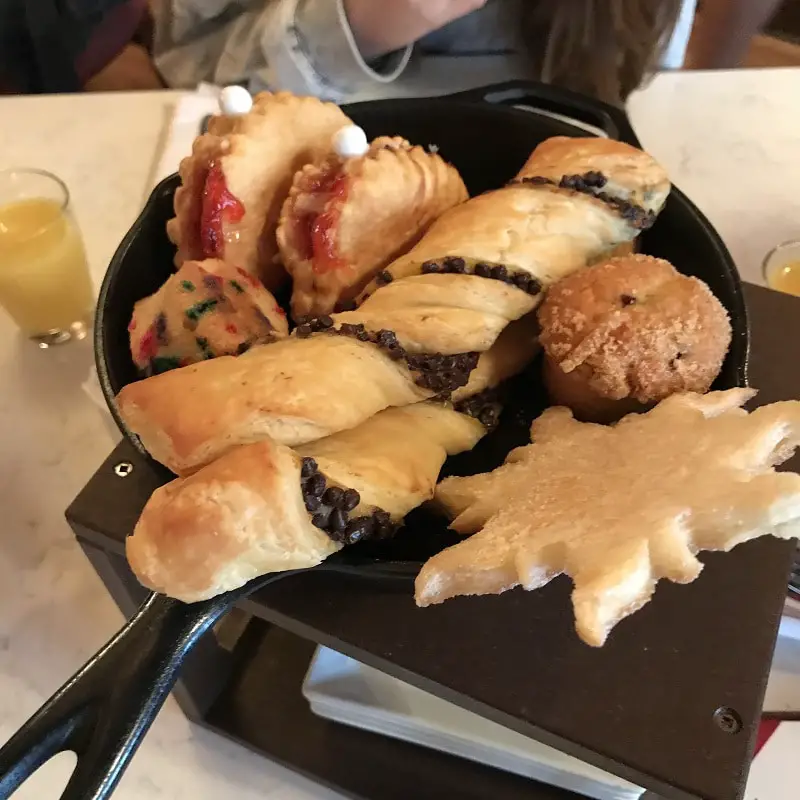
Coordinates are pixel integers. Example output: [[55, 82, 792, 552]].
[[67, 283, 798, 800]]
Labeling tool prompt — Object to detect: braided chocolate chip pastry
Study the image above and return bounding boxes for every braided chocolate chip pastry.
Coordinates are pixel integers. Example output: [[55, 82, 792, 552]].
[[127, 401, 489, 602], [119, 138, 669, 475], [359, 136, 669, 296], [118, 314, 539, 475], [167, 92, 350, 291]]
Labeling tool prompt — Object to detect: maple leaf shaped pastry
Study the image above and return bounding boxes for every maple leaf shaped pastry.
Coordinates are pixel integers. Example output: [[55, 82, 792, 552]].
[[416, 389, 800, 646]]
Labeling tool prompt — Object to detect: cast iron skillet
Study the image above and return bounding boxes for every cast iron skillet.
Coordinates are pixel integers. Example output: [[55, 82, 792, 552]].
[[0, 81, 748, 800]]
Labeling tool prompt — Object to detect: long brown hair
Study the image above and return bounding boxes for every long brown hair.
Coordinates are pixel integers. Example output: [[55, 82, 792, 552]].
[[519, 0, 686, 105]]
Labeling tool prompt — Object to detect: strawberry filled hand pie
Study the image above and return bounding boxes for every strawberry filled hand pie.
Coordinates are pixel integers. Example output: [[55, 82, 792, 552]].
[[129, 259, 288, 374], [166, 92, 351, 292], [277, 133, 468, 320]]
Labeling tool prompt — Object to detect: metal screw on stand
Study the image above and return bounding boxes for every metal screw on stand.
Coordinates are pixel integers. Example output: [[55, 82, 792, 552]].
[[114, 462, 134, 478], [713, 707, 742, 735]]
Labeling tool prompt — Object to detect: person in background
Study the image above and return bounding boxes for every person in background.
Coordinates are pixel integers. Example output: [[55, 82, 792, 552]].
[[0, 0, 785, 101], [0, 0, 162, 94], [686, 0, 786, 69], [151, 0, 688, 105]]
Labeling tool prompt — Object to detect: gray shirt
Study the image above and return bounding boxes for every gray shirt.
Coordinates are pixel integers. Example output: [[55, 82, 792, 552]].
[[150, 0, 694, 102], [152, 0, 545, 99]]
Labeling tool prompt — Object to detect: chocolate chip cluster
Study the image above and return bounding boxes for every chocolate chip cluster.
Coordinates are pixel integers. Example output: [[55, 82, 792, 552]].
[[299, 457, 396, 545], [420, 256, 543, 296], [454, 388, 504, 430], [513, 172, 656, 231], [295, 317, 479, 396]]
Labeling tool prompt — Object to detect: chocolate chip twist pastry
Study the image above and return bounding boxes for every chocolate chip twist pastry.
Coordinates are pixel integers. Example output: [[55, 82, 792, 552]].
[[277, 136, 468, 320], [118, 137, 669, 475], [129, 259, 289, 374], [167, 92, 350, 291], [118, 315, 539, 475], [359, 136, 669, 295], [127, 401, 488, 602]]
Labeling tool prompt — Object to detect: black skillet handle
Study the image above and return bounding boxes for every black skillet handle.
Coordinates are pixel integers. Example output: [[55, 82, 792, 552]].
[[446, 80, 642, 148], [0, 557, 415, 800], [0, 592, 227, 800]]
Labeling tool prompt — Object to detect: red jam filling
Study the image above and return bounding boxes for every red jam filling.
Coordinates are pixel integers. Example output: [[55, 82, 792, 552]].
[[137, 327, 159, 365], [200, 163, 245, 259], [236, 266, 261, 289], [294, 170, 349, 274]]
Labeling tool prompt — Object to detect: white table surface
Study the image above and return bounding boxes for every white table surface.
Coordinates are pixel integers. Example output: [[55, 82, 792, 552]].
[[0, 68, 798, 800]]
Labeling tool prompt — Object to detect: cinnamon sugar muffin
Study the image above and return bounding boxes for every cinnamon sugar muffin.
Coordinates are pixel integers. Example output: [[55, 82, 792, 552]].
[[538, 254, 732, 422]]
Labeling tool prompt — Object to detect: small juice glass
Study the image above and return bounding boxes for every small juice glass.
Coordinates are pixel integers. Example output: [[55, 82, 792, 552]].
[[762, 240, 800, 299], [0, 169, 94, 345]]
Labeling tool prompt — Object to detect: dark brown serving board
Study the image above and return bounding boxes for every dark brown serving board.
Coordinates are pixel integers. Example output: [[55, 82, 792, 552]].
[[67, 282, 799, 800]]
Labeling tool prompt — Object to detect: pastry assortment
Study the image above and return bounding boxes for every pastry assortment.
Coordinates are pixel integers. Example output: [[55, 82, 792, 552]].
[[422, 389, 800, 646], [119, 132, 667, 473], [117, 88, 800, 646]]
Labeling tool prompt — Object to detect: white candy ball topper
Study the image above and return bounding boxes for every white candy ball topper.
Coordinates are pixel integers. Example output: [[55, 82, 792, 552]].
[[219, 85, 253, 116], [333, 125, 369, 158]]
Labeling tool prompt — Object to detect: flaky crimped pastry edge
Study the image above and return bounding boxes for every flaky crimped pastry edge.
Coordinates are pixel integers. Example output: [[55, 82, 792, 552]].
[[167, 92, 351, 287], [167, 133, 222, 268], [278, 136, 468, 319]]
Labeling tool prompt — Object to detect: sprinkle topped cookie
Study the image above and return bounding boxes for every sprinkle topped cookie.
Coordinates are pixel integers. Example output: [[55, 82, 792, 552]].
[[129, 259, 289, 374]]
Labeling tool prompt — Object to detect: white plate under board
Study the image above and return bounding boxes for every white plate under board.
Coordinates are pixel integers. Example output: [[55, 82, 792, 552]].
[[763, 599, 800, 715], [303, 647, 644, 800]]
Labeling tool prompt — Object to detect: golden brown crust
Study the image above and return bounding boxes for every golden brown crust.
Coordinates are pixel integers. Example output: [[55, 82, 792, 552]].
[[129, 259, 289, 370], [337, 273, 538, 354], [537, 254, 732, 414], [278, 137, 467, 320], [126, 437, 338, 602], [541, 356, 645, 424], [420, 390, 800, 646], [127, 402, 485, 602], [168, 92, 351, 291], [295, 402, 485, 519], [517, 136, 670, 208]]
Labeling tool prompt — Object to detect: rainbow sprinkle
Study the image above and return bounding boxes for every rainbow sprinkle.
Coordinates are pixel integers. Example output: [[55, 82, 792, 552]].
[[150, 356, 182, 374], [196, 336, 215, 359], [186, 299, 218, 322]]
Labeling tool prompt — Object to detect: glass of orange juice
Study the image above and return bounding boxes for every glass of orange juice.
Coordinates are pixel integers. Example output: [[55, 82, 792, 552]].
[[763, 240, 800, 298], [0, 168, 94, 346]]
